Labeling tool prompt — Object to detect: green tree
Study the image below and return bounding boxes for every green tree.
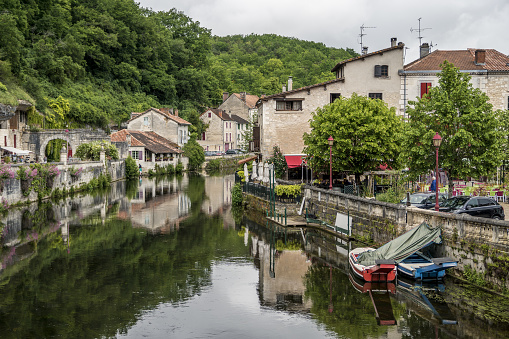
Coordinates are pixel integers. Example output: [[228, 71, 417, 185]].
[[125, 156, 138, 179], [400, 61, 502, 193], [303, 94, 403, 186], [182, 138, 205, 171]]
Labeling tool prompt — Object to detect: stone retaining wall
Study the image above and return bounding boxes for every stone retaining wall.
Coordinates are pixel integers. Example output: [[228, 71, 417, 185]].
[[302, 185, 509, 290], [1, 160, 125, 204]]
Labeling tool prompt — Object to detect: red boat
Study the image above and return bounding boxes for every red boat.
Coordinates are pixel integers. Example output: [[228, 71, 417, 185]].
[[349, 247, 396, 282]]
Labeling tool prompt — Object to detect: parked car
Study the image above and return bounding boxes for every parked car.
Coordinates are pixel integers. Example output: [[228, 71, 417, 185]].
[[225, 149, 243, 155], [400, 193, 447, 209], [204, 151, 216, 156], [439, 196, 505, 220]]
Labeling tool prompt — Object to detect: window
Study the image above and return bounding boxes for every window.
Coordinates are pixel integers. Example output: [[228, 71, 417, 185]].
[[421, 83, 432, 98], [276, 100, 302, 111], [330, 93, 341, 103], [143, 117, 149, 126], [208, 112, 211, 118], [507, 96, 509, 110], [479, 198, 495, 207], [368, 93, 383, 100], [201, 132, 206, 140], [374, 65, 389, 77], [131, 151, 139, 160]]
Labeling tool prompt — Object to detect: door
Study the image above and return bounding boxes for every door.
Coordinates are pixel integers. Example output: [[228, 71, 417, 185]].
[[464, 198, 480, 217]]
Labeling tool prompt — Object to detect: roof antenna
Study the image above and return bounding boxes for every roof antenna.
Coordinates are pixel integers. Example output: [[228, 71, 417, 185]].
[[410, 17, 431, 47], [359, 24, 376, 53]]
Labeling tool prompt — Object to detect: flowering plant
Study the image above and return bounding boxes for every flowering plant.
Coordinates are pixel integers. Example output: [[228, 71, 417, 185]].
[[16, 166, 38, 181], [70, 166, 83, 177], [47, 165, 60, 177], [0, 165, 16, 180]]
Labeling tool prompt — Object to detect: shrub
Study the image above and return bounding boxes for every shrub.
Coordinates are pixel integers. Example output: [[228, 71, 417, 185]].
[[75, 141, 119, 161], [183, 138, 205, 171], [232, 183, 243, 207], [274, 184, 302, 197], [266, 145, 287, 179], [125, 156, 138, 179], [175, 160, 184, 174]]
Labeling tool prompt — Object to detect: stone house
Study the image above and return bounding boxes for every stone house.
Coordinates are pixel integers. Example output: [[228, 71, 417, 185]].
[[218, 92, 259, 122], [400, 46, 509, 115], [0, 100, 34, 159], [127, 107, 191, 147], [257, 38, 405, 160], [198, 108, 240, 152], [110, 129, 188, 171]]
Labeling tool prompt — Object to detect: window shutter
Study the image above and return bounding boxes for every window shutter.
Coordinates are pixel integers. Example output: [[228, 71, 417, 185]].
[[420, 83, 431, 98], [374, 65, 382, 77], [129, 151, 131, 157], [139, 151, 143, 160]]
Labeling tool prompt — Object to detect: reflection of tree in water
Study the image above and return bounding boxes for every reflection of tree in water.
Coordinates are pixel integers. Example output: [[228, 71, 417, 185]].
[[0, 199, 248, 339]]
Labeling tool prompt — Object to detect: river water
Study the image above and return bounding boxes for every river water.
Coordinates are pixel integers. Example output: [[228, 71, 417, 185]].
[[0, 174, 508, 338]]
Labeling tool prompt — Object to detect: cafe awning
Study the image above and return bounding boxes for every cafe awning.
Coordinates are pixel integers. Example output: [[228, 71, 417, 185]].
[[1, 147, 33, 155], [284, 155, 306, 168]]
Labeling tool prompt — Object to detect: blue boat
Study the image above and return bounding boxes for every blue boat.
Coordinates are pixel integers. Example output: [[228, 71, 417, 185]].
[[397, 251, 457, 280]]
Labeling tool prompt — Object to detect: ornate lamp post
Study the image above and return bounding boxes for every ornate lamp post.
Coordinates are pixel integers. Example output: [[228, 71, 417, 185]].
[[328, 136, 334, 190], [433, 132, 442, 211]]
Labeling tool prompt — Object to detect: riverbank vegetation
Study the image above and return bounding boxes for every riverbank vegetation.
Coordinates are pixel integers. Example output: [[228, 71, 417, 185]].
[[0, 0, 356, 130]]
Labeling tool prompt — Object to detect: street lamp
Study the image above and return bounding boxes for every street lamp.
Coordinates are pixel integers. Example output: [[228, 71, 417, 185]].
[[328, 136, 334, 190], [433, 132, 442, 211]]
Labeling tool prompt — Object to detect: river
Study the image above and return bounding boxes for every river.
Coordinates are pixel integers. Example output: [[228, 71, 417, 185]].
[[0, 174, 508, 338]]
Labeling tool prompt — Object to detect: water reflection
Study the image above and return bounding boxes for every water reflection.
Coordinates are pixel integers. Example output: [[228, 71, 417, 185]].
[[0, 174, 508, 339]]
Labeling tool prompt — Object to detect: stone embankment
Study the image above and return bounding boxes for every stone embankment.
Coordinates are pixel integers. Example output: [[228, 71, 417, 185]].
[[1, 160, 124, 205], [244, 183, 509, 291]]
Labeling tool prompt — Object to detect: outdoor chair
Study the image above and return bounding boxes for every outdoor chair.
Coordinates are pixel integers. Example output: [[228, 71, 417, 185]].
[[495, 190, 505, 203]]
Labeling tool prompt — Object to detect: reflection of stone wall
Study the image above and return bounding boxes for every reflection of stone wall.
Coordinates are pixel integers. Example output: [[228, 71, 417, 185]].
[[255, 239, 312, 311]]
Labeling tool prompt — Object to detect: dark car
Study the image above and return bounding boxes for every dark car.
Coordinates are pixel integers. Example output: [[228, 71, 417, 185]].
[[439, 196, 505, 220], [400, 193, 447, 209], [225, 149, 238, 155]]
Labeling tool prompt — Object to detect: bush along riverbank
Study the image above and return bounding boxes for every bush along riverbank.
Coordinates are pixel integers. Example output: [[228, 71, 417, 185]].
[[0, 160, 125, 207]]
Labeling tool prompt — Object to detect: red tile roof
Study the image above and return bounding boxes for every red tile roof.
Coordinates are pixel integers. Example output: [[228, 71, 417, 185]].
[[233, 93, 259, 108], [404, 49, 509, 71], [200, 108, 233, 121], [110, 129, 182, 154], [127, 108, 191, 125], [258, 77, 345, 102], [331, 44, 405, 72]]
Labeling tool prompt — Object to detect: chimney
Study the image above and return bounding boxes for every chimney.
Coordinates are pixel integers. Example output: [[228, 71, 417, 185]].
[[475, 50, 486, 65], [126, 133, 131, 147], [241, 92, 246, 102], [222, 92, 229, 102], [362, 46, 368, 55], [174, 108, 178, 117], [391, 37, 397, 47], [287, 76, 293, 91], [282, 84, 286, 92], [420, 43, 430, 58]]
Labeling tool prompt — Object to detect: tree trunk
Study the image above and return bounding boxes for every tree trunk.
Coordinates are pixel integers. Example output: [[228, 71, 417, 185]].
[[448, 177, 454, 198]]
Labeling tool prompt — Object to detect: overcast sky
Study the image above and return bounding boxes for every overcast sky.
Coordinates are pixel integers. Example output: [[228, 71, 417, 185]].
[[137, 0, 509, 63]]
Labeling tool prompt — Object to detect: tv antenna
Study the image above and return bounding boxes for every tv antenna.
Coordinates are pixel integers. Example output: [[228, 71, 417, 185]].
[[359, 24, 376, 53], [410, 17, 431, 47]]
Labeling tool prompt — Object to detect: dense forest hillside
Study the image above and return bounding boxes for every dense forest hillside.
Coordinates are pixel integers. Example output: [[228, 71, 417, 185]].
[[0, 0, 357, 131]]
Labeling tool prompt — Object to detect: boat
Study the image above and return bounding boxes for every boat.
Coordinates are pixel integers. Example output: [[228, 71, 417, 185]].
[[349, 223, 443, 282], [398, 251, 457, 280], [348, 273, 397, 326], [349, 247, 397, 282]]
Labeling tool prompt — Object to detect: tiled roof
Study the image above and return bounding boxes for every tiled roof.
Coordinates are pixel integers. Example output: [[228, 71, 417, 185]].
[[230, 114, 249, 124], [201, 108, 233, 121], [110, 129, 182, 154], [331, 44, 405, 72], [258, 77, 345, 102], [127, 108, 191, 125], [233, 93, 259, 108], [404, 49, 509, 71]]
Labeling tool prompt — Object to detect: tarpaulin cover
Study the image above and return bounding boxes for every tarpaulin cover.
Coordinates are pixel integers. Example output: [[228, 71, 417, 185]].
[[357, 223, 441, 266], [285, 155, 305, 168]]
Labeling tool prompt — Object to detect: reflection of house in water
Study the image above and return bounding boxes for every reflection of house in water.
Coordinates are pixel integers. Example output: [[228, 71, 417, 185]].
[[251, 234, 312, 311], [130, 176, 191, 233], [202, 174, 235, 228]]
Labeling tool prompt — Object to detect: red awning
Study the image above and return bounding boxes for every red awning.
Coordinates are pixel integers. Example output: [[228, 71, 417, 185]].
[[285, 155, 305, 168]]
